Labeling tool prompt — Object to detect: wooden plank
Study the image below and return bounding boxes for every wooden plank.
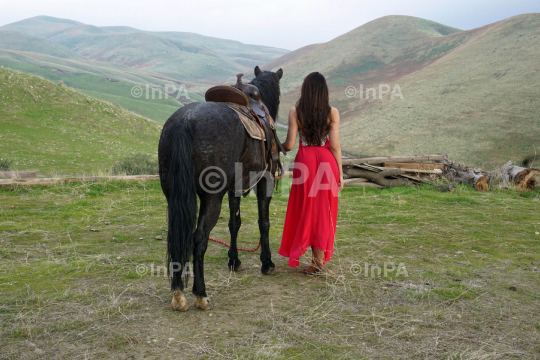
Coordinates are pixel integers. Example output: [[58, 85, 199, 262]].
[[342, 154, 445, 166], [354, 164, 442, 174], [399, 174, 436, 184], [0, 171, 37, 179], [344, 177, 369, 184], [384, 162, 444, 171], [0, 175, 160, 187]]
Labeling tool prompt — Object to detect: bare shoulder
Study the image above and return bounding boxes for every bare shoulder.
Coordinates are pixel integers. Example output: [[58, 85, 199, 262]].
[[330, 106, 340, 126], [289, 106, 297, 115]]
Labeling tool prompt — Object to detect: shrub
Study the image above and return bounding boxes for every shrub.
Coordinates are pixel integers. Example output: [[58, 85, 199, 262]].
[[112, 154, 158, 175], [0, 158, 13, 171]]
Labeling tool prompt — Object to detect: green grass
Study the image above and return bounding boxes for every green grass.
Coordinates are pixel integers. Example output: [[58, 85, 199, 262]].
[[0, 55, 193, 123], [0, 67, 161, 176], [1, 179, 539, 358]]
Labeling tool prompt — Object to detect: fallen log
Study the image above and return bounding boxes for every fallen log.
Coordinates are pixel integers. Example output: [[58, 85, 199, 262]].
[[344, 168, 414, 188], [485, 161, 513, 184], [355, 164, 442, 174], [502, 166, 540, 190], [442, 155, 489, 191], [0, 170, 37, 179], [445, 169, 489, 191], [342, 154, 445, 166], [343, 177, 369, 184], [0, 175, 160, 187], [384, 162, 445, 171]]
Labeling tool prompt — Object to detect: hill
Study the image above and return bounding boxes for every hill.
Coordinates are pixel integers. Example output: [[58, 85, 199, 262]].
[[262, 43, 322, 72], [1, 16, 288, 82], [0, 30, 86, 60], [0, 67, 162, 175], [268, 14, 540, 167]]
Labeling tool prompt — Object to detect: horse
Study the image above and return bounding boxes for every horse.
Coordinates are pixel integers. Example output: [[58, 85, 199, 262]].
[[158, 66, 284, 311]]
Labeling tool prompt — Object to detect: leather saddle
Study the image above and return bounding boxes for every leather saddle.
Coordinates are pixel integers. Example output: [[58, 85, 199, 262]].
[[204, 73, 285, 179], [205, 74, 275, 128]]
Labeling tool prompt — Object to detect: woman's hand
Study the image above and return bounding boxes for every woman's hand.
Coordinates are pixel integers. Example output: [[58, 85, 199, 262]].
[[338, 173, 344, 192]]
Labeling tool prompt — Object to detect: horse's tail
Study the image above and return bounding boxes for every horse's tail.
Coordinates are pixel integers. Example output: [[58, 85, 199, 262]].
[[166, 121, 197, 291]]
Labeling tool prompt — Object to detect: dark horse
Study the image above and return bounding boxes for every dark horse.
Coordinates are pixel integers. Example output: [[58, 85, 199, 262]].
[[158, 66, 283, 311]]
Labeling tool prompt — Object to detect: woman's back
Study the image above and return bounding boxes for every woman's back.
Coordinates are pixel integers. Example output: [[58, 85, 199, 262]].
[[279, 72, 343, 272]]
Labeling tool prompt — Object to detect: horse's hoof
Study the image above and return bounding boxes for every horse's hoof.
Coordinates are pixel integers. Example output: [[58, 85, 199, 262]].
[[261, 265, 276, 275], [228, 259, 243, 272], [171, 290, 189, 311], [195, 297, 213, 310]]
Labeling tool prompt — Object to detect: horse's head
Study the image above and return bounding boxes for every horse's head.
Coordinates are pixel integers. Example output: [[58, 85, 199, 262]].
[[249, 66, 283, 121]]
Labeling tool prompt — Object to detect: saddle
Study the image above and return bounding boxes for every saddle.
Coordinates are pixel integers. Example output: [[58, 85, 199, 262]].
[[205, 74, 286, 179]]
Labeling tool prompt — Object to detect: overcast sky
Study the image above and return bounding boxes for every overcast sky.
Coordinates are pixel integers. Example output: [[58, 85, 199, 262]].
[[0, 0, 538, 50]]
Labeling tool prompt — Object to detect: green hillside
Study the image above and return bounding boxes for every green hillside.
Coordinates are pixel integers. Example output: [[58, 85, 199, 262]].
[[337, 14, 540, 167], [269, 14, 540, 167], [0, 16, 82, 38], [1, 16, 288, 82], [47, 29, 243, 82], [0, 30, 86, 60], [269, 16, 463, 95], [0, 67, 162, 176], [0, 49, 205, 122]]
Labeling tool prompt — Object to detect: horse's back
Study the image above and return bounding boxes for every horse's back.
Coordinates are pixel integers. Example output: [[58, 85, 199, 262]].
[[160, 101, 248, 192]]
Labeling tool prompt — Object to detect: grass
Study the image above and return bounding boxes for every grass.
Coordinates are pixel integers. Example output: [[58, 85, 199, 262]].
[[111, 153, 159, 175], [0, 67, 161, 176], [0, 55, 195, 123], [1, 179, 539, 359], [0, 158, 13, 171]]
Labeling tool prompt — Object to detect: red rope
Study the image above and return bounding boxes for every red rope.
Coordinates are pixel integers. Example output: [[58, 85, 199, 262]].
[[208, 237, 261, 252]]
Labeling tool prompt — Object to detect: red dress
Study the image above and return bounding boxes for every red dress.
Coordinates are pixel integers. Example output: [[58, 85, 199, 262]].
[[279, 134, 339, 267]]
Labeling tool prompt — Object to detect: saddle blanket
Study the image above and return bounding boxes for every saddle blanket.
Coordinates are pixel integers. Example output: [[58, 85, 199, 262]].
[[226, 103, 268, 141]]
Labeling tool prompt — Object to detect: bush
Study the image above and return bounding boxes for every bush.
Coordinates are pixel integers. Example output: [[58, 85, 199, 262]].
[[112, 154, 158, 175], [0, 158, 13, 171]]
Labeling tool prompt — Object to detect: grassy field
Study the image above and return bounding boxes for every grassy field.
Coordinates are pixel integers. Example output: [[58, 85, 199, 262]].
[[0, 67, 161, 176], [1, 179, 539, 359]]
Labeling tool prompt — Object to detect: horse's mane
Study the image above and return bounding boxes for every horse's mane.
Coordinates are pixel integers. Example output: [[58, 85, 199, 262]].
[[250, 71, 280, 121]]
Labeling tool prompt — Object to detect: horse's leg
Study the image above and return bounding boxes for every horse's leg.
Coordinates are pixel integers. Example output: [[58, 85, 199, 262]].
[[257, 176, 276, 274], [192, 192, 224, 310], [227, 191, 243, 271]]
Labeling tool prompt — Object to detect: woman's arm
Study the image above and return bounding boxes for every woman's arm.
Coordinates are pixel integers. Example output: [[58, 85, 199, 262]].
[[328, 107, 344, 191], [282, 107, 299, 152]]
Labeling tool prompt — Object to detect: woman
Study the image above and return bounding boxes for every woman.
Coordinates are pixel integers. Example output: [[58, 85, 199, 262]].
[[278, 72, 343, 275]]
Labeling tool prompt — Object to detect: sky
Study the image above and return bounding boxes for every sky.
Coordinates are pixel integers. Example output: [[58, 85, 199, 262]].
[[0, 0, 538, 50]]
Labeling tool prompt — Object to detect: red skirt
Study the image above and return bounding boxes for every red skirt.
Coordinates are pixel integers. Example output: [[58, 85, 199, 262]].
[[279, 140, 339, 267]]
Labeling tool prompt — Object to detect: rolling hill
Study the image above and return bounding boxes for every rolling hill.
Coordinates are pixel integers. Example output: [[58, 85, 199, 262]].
[[0, 67, 162, 175], [0, 30, 86, 60], [266, 14, 540, 167], [0, 16, 288, 82]]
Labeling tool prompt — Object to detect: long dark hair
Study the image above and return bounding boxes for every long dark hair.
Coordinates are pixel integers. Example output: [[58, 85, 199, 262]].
[[295, 72, 332, 146]]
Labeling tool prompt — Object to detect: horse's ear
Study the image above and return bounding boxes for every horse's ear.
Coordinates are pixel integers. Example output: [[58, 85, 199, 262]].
[[254, 66, 262, 77], [276, 68, 283, 80]]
